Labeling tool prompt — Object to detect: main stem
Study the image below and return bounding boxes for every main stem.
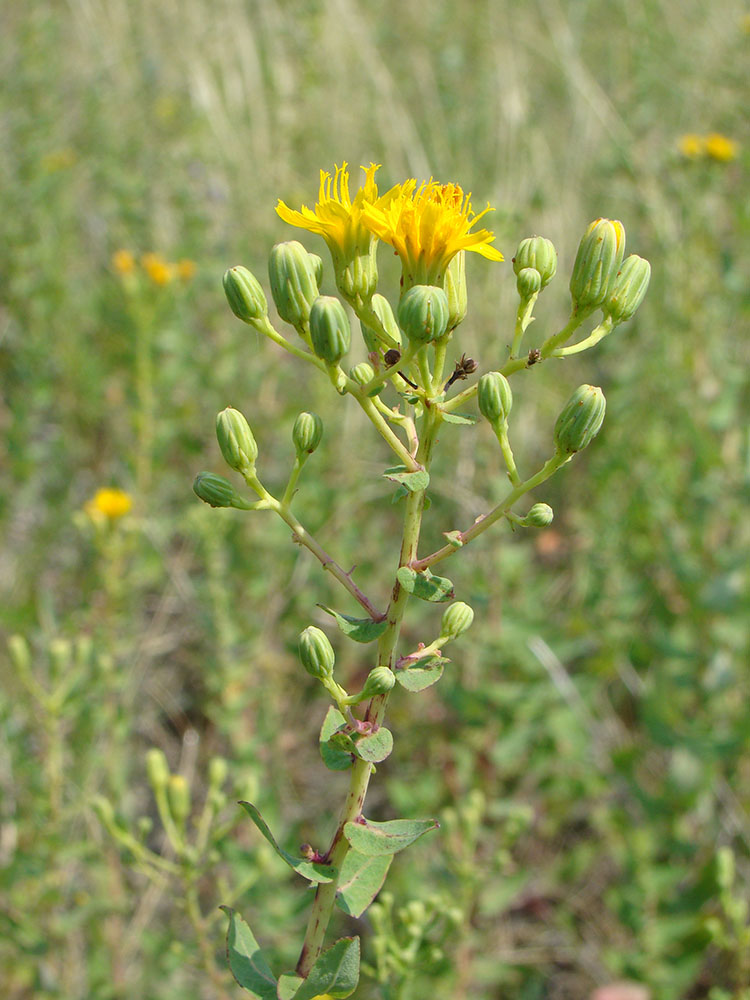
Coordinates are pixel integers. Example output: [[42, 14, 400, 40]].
[[295, 405, 442, 978]]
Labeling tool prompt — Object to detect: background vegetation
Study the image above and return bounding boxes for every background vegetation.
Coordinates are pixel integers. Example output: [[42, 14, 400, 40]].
[[1, 0, 749, 997]]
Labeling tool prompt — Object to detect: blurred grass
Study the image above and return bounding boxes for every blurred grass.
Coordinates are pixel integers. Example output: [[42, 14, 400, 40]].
[[1, 0, 749, 997]]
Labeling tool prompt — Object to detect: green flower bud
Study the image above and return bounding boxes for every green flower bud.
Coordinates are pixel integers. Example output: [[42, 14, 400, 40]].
[[309, 252, 324, 288], [146, 748, 170, 791], [360, 293, 401, 352], [441, 601, 474, 639], [554, 384, 606, 454], [516, 266, 542, 298], [477, 371, 513, 425], [268, 241, 320, 327], [349, 361, 375, 386], [397, 285, 450, 344], [208, 756, 229, 789], [569, 218, 625, 312], [193, 472, 253, 510], [168, 774, 191, 825], [334, 240, 379, 305], [522, 502, 554, 527], [604, 254, 651, 323], [91, 795, 116, 828], [223, 266, 268, 322], [360, 665, 396, 698], [292, 411, 323, 457], [216, 407, 258, 474], [309, 295, 351, 365], [298, 626, 335, 679], [513, 236, 557, 287], [444, 251, 468, 331]]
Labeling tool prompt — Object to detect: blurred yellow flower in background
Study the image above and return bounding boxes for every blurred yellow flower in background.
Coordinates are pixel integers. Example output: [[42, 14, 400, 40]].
[[176, 258, 197, 281], [85, 487, 133, 521], [677, 133, 704, 159], [112, 249, 136, 275], [141, 252, 174, 286], [704, 132, 738, 162]]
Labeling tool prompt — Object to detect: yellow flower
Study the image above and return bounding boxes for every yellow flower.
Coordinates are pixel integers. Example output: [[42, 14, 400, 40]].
[[85, 488, 133, 521], [176, 258, 197, 281], [112, 249, 137, 275], [276, 163, 382, 301], [361, 177, 503, 287], [41, 148, 76, 172], [678, 133, 704, 159], [704, 132, 738, 162], [142, 252, 174, 286]]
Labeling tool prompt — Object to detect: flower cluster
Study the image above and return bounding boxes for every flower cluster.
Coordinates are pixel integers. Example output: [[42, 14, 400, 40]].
[[112, 250, 196, 286], [678, 132, 739, 162]]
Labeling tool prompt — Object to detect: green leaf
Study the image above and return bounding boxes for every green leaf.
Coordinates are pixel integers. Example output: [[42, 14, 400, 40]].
[[239, 803, 337, 883], [442, 411, 477, 425], [391, 484, 409, 504], [320, 707, 353, 771], [395, 655, 447, 692], [336, 850, 392, 917], [383, 467, 430, 492], [319, 605, 388, 644], [396, 567, 454, 603], [343, 817, 439, 857], [353, 727, 393, 763], [443, 530, 464, 548], [277, 973, 303, 1000], [293, 937, 360, 1000], [222, 907, 277, 999]]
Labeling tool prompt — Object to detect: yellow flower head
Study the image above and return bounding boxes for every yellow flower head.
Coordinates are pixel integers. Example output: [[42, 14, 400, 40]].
[[361, 177, 503, 287], [678, 133, 704, 159], [705, 132, 738, 162], [176, 258, 197, 281], [85, 487, 133, 521], [112, 249, 137, 276], [276, 163, 382, 301], [142, 252, 174, 286]]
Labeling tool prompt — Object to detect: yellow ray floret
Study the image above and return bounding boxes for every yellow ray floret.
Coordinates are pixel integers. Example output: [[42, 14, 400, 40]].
[[361, 178, 503, 286], [276, 162, 381, 257]]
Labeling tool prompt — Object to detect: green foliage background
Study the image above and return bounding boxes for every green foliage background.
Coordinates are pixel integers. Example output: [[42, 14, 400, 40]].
[[1, 1, 749, 997]]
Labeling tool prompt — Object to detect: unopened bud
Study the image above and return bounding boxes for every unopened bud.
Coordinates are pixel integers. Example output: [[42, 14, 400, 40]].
[[522, 502, 554, 527], [216, 407, 258, 474], [309, 253, 324, 288], [223, 266, 268, 322], [268, 241, 320, 328], [309, 296, 351, 365], [360, 293, 401, 352], [513, 236, 557, 287], [193, 472, 253, 510], [444, 251, 468, 330], [441, 601, 474, 639], [554, 384, 606, 454], [604, 254, 651, 323], [168, 775, 191, 825], [569, 219, 625, 312], [292, 411, 323, 457], [209, 756, 229, 789], [516, 267, 542, 299], [477, 371, 513, 426], [146, 748, 170, 791], [397, 285, 450, 344], [298, 626, 335, 679], [360, 666, 396, 698]]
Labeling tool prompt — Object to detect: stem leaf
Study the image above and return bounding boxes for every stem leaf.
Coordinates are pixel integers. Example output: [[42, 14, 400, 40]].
[[293, 936, 360, 1000], [441, 411, 476, 425], [222, 907, 277, 999], [383, 466, 430, 492], [335, 850, 392, 917], [277, 974, 303, 1000], [320, 707, 354, 771], [395, 655, 447, 692], [353, 727, 393, 763], [239, 802, 337, 883], [396, 567, 455, 602], [343, 817, 439, 857], [319, 605, 388, 644]]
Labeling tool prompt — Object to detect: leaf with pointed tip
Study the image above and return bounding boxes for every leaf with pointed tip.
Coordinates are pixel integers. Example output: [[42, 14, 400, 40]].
[[391, 484, 409, 504], [222, 908, 277, 999], [395, 655, 447, 692], [343, 818, 439, 857], [335, 850, 392, 917], [318, 605, 388, 644], [239, 803, 336, 883], [443, 530, 464, 548], [396, 567, 454, 603], [293, 937, 360, 1000], [352, 727, 393, 763], [383, 468, 430, 492], [442, 411, 477, 425], [320, 707, 353, 771], [277, 973, 303, 1000]]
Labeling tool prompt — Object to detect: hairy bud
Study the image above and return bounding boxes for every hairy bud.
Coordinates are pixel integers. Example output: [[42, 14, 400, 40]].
[[309, 296, 351, 364], [298, 626, 335, 679], [268, 241, 320, 327], [292, 411, 323, 457], [216, 407, 258, 474], [513, 236, 557, 287], [223, 266, 268, 322], [554, 384, 606, 454], [477, 371, 513, 426], [397, 285, 450, 344]]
